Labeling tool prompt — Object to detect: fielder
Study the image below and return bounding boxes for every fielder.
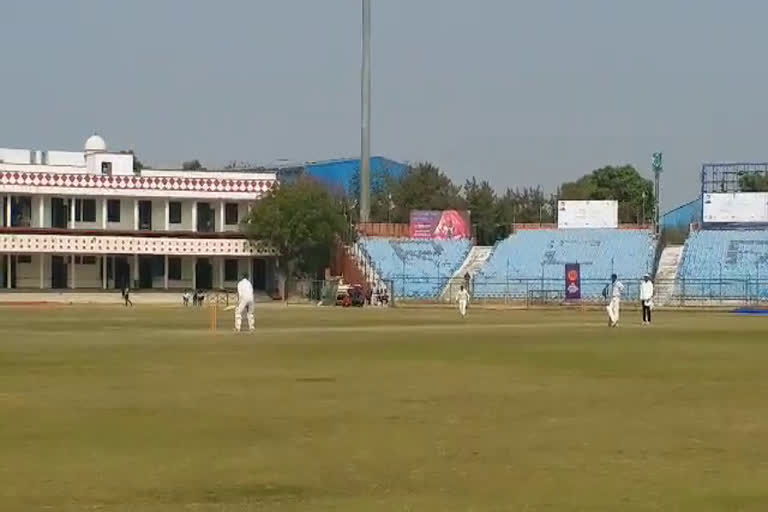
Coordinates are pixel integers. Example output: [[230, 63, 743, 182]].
[[605, 273, 624, 327], [456, 285, 470, 318], [235, 274, 255, 333]]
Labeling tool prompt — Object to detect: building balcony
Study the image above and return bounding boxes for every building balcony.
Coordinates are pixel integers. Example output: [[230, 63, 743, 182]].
[[0, 229, 274, 257]]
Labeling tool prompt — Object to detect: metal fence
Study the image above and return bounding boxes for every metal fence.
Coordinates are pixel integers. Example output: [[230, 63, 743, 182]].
[[254, 276, 768, 308], [388, 276, 768, 307]]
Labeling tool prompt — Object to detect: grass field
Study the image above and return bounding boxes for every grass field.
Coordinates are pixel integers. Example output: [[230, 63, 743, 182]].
[[2, 305, 768, 511]]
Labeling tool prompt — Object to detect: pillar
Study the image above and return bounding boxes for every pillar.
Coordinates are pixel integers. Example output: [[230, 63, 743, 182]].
[[70, 254, 76, 289], [5, 195, 11, 227], [218, 202, 225, 232], [101, 198, 107, 230], [38, 197, 45, 228], [39, 254, 44, 289], [70, 198, 76, 229], [192, 257, 197, 289], [247, 257, 253, 283], [218, 257, 224, 289], [102, 255, 107, 289], [164, 200, 170, 231], [191, 202, 198, 232], [133, 199, 139, 231], [133, 254, 139, 288], [6, 255, 11, 289], [164, 255, 169, 290]]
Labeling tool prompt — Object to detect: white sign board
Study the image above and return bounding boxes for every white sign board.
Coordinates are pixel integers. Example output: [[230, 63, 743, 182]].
[[702, 193, 768, 223], [558, 200, 618, 229]]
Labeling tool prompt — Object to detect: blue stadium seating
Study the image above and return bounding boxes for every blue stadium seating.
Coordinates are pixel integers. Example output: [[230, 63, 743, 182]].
[[474, 229, 656, 299], [360, 238, 472, 298], [680, 230, 768, 298]]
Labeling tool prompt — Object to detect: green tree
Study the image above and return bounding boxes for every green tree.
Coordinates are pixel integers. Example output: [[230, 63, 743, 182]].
[[390, 162, 466, 223], [739, 173, 768, 192], [182, 159, 204, 171], [559, 165, 653, 223], [242, 179, 352, 297], [349, 166, 398, 222], [496, 186, 555, 225], [464, 177, 497, 244]]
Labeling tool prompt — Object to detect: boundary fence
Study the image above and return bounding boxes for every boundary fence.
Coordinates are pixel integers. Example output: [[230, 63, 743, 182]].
[[389, 276, 768, 307]]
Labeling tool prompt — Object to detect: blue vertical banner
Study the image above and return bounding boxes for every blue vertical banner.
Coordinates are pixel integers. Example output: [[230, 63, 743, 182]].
[[565, 263, 581, 300]]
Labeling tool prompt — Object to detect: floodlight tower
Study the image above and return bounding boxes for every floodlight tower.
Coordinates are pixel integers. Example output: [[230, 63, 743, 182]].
[[360, 0, 372, 222]]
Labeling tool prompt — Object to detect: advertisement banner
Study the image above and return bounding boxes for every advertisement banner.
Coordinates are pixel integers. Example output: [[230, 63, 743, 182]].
[[565, 263, 581, 300], [558, 200, 618, 229], [703, 193, 768, 224], [409, 210, 471, 239]]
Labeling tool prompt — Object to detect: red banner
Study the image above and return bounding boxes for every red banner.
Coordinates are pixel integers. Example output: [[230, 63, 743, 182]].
[[409, 210, 471, 239]]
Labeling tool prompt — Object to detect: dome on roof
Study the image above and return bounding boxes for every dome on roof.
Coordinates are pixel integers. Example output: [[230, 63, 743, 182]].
[[85, 134, 107, 153]]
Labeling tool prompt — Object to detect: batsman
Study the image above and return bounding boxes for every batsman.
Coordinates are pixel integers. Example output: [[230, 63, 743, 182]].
[[235, 273, 255, 333]]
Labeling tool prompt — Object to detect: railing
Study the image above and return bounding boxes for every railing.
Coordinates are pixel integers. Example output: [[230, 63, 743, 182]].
[[357, 223, 655, 238], [386, 276, 768, 306]]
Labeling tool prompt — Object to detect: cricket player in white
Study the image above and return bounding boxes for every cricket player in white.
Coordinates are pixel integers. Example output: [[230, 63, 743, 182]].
[[640, 274, 654, 325], [456, 285, 470, 318], [235, 274, 255, 333], [606, 273, 624, 327]]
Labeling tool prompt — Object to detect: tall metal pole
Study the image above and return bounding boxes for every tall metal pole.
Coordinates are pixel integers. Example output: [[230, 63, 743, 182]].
[[654, 169, 660, 234], [360, 0, 372, 222], [652, 152, 663, 235]]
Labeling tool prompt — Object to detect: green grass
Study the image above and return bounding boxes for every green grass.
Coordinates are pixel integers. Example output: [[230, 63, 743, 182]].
[[2, 305, 768, 511]]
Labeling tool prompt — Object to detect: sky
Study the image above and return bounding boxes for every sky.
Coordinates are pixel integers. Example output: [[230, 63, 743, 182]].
[[2, 0, 768, 210]]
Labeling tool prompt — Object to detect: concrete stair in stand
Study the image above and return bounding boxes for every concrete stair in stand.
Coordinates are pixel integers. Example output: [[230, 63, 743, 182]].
[[654, 245, 684, 306]]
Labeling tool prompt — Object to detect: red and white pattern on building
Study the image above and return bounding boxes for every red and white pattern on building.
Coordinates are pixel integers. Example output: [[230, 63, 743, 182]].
[[0, 171, 276, 199], [0, 234, 277, 257]]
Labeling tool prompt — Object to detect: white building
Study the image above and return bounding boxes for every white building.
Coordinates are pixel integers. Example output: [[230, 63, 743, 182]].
[[0, 135, 278, 292]]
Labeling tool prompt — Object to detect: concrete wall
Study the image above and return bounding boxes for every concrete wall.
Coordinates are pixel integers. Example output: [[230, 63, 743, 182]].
[[47, 151, 85, 166], [14, 254, 44, 288], [85, 153, 134, 175], [0, 148, 34, 165]]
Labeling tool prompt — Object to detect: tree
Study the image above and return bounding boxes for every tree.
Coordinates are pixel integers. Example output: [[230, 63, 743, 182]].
[[389, 162, 466, 223], [496, 186, 556, 225], [464, 177, 498, 244], [241, 178, 352, 297], [349, 166, 398, 223], [559, 165, 654, 224], [182, 159, 204, 171], [739, 173, 768, 192]]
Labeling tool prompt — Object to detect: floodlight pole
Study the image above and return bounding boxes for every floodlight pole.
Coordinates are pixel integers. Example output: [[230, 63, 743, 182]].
[[360, 0, 372, 223], [652, 152, 663, 235]]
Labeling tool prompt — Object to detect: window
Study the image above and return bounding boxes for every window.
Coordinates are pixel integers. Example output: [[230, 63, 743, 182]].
[[101, 162, 112, 175], [17, 255, 32, 264], [75, 256, 96, 265], [107, 199, 121, 223], [168, 257, 182, 280], [75, 199, 96, 223], [169, 202, 182, 224], [225, 203, 239, 225], [224, 259, 239, 282], [197, 202, 215, 233], [11, 196, 32, 227]]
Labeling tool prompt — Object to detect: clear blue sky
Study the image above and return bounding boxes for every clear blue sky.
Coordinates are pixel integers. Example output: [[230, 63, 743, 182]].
[[2, 0, 767, 209]]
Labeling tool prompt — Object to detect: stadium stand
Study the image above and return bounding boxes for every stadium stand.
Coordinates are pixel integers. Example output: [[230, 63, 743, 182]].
[[359, 238, 472, 299], [679, 230, 768, 299], [473, 229, 656, 300]]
